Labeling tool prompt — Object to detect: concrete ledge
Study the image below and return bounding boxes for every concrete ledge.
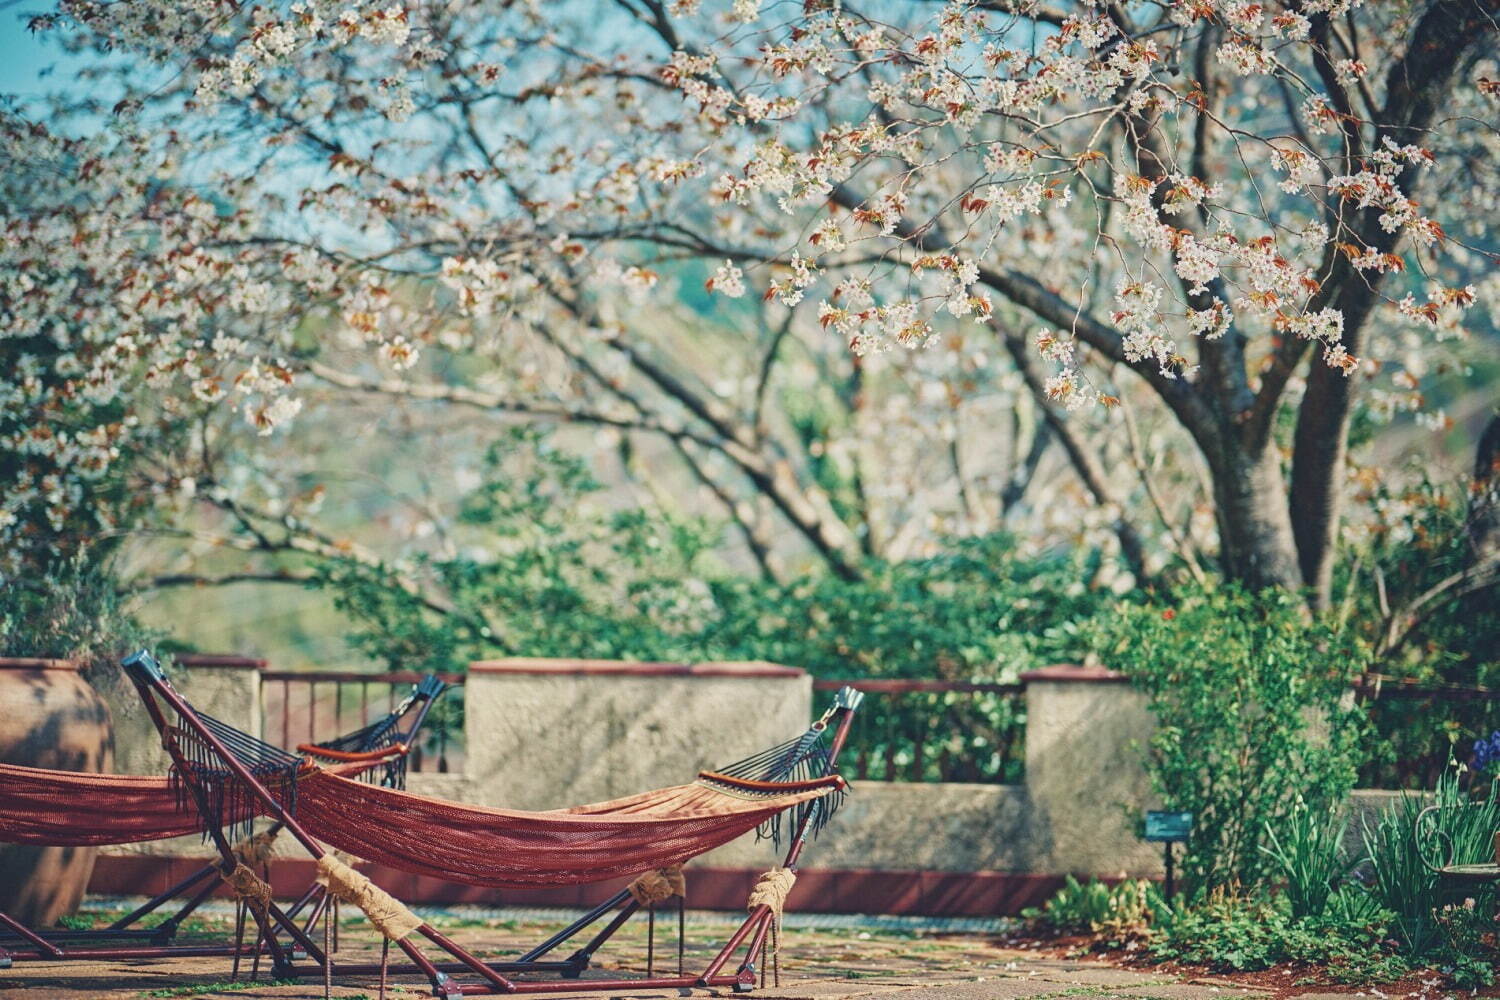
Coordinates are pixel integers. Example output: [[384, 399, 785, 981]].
[[175, 654, 267, 670], [87, 856, 1069, 916], [0, 657, 81, 671], [1020, 664, 1128, 684], [470, 658, 803, 678]]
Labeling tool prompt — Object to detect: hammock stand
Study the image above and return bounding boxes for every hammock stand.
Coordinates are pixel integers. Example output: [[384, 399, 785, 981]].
[[0, 673, 449, 968], [108, 651, 862, 997]]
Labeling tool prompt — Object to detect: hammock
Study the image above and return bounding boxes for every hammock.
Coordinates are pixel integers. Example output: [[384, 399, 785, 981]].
[[0, 748, 844, 886], [289, 765, 843, 889]]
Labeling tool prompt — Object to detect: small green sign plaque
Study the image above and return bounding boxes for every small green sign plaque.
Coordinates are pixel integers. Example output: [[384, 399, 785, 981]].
[[1144, 811, 1193, 843]]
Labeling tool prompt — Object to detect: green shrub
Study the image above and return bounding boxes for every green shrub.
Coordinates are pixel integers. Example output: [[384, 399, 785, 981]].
[[1094, 584, 1367, 896], [1259, 799, 1360, 919], [1148, 895, 1408, 983], [0, 552, 168, 687], [1021, 876, 1166, 935]]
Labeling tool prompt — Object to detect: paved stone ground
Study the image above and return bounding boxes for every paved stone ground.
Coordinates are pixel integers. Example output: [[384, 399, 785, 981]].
[[0, 907, 1423, 1000]]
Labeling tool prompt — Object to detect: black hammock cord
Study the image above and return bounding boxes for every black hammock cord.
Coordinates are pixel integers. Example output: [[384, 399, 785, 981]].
[[169, 680, 443, 839], [699, 722, 847, 847], [168, 710, 302, 843]]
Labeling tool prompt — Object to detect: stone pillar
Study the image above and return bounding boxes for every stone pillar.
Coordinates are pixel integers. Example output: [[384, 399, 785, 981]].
[[1021, 664, 1161, 876], [101, 654, 265, 776], [461, 659, 812, 811]]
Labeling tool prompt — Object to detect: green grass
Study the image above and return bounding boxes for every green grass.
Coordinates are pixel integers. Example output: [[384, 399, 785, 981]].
[[139, 980, 296, 998]]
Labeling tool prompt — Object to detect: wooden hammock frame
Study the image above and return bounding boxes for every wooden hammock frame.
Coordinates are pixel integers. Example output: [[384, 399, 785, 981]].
[[0, 672, 449, 968], [91, 651, 862, 997]]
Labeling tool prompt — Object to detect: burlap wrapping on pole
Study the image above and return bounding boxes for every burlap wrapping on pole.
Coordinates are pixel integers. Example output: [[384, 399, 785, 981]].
[[232, 829, 279, 866], [315, 853, 423, 942], [626, 863, 686, 906], [220, 862, 273, 918], [747, 868, 797, 986]]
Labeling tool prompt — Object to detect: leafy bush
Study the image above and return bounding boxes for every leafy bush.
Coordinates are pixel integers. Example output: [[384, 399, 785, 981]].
[[1094, 585, 1367, 896], [1338, 475, 1500, 790], [1148, 895, 1408, 983], [1259, 800, 1360, 919], [1021, 876, 1166, 935], [0, 552, 167, 688]]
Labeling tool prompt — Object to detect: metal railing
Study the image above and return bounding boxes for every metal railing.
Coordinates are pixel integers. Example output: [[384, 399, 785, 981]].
[[1353, 673, 1500, 789], [812, 678, 1026, 784], [260, 669, 465, 774]]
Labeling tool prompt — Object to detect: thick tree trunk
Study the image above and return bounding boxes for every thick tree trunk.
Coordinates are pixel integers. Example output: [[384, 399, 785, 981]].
[[1471, 411, 1500, 564], [1204, 438, 1304, 592]]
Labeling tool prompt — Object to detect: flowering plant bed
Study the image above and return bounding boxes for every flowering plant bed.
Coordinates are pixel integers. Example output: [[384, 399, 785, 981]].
[[992, 925, 1499, 1000]]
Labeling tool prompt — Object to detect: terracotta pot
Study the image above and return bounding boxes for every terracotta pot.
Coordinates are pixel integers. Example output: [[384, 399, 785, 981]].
[[0, 658, 115, 926]]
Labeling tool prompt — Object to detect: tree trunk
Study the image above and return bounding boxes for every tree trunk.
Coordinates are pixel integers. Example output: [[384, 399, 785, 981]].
[[1288, 0, 1497, 608], [1205, 438, 1304, 592], [1471, 410, 1500, 564]]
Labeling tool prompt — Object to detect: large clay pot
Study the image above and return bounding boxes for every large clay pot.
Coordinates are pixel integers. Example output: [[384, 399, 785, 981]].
[[0, 658, 115, 926]]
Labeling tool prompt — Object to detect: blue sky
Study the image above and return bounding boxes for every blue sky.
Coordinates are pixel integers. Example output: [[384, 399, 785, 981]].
[[0, 3, 87, 104]]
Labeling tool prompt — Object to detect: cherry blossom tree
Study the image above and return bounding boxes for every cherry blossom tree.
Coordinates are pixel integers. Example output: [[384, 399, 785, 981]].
[[4, 0, 1496, 606]]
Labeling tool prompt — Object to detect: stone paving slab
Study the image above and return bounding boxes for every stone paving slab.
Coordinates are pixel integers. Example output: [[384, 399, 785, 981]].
[[1021, 966, 1179, 988], [1111, 985, 1273, 1000]]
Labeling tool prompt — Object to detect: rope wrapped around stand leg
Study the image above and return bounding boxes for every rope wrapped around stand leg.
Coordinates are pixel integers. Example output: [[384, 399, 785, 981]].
[[221, 863, 274, 920], [747, 868, 796, 988], [231, 829, 279, 867], [220, 862, 274, 983], [626, 863, 686, 906], [315, 853, 423, 942], [627, 864, 686, 978]]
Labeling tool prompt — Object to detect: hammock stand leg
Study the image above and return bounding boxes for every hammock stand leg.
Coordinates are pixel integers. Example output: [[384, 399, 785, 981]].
[[646, 904, 654, 977], [231, 902, 246, 980], [301, 886, 331, 938], [513, 888, 631, 965], [123, 659, 325, 981], [0, 909, 64, 960], [560, 899, 641, 978], [109, 862, 219, 940], [0, 866, 221, 953]]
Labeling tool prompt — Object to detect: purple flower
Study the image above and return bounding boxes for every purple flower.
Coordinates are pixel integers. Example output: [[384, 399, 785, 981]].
[[1475, 731, 1500, 771]]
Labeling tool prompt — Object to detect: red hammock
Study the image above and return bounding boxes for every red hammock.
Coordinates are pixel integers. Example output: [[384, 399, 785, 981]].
[[292, 769, 842, 889], [0, 756, 396, 846], [1, 760, 842, 888]]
